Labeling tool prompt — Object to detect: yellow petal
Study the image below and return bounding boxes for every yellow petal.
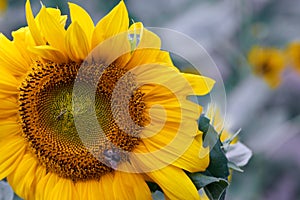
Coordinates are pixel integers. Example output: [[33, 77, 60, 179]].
[[49, 178, 79, 200], [113, 171, 151, 200], [182, 73, 215, 95], [7, 153, 45, 200], [0, 98, 18, 119], [0, 118, 21, 138], [0, 68, 19, 98], [0, 136, 26, 180], [12, 27, 36, 65], [124, 49, 174, 70], [99, 173, 115, 200], [0, 33, 29, 75], [65, 21, 90, 61], [131, 113, 199, 172], [147, 165, 200, 200], [89, 31, 131, 66], [37, 6, 67, 57], [129, 22, 161, 49], [133, 64, 197, 98], [68, 2, 94, 46], [76, 180, 103, 200], [42, 7, 62, 22], [35, 172, 59, 200], [25, 0, 45, 45], [29, 45, 68, 63], [172, 133, 210, 173], [92, 1, 129, 49], [30, 166, 47, 200]]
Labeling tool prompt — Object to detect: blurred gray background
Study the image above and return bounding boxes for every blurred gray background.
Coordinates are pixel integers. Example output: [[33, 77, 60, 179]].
[[1, 0, 300, 199]]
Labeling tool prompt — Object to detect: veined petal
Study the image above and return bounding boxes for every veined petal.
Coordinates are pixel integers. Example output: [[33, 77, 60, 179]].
[[12, 27, 36, 66], [37, 6, 67, 56], [7, 153, 44, 200], [65, 21, 90, 61], [37, 7, 68, 28], [30, 166, 47, 200], [25, 0, 45, 45], [49, 178, 79, 200], [0, 68, 19, 98], [68, 3, 94, 45], [42, 8, 62, 23], [172, 133, 210, 172], [0, 98, 18, 119], [113, 171, 151, 200], [0, 33, 29, 75], [125, 49, 174, 70], [129, 22, 161, 49], [0, 118, 21, 138], [100, 174, 115, 200], [76, 180, 103, 200], [182, 73, 215, 95], [29, 45, 68, 63], [130, 116, 198, 173], [92, 1, 129, 48], [35, 173, 59, 200], [147, 165, 200, 200], [0, 136, 26, 180], [89, 30, 131, 66]]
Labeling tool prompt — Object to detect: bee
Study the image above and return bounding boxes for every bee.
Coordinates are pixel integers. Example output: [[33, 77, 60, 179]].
[[56, 108, 67, 120], [103, 148, 121, 169]]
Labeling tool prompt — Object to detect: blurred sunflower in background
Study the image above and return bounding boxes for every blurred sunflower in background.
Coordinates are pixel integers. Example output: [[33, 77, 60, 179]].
[[287, 42, 300, 74], [248, 46, 285, 88], [0, 0, 7, 13], [0, 0, 215, 199]]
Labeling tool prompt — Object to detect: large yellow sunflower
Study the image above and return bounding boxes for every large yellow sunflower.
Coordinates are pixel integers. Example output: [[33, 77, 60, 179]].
[[0, 1, 215, 199]]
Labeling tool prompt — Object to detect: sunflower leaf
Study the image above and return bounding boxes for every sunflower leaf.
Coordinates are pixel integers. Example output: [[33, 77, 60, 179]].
[[198, 114, 210, 133], [203, 125, 229, 179], [187, 172, 229, 200], [228, 161, 244, 172], [204, 179, 229, 200], [187, 173, 227, 189], [197, 120, 230, 200]]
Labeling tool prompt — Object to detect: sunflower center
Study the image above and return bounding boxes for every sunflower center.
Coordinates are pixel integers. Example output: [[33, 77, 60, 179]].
[[18, 61, 148, 181]]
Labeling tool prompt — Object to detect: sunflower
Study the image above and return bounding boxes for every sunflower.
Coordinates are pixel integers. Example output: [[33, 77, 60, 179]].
[[0, 1, 215, 199], [286, 42, 300, 74], [0, 0, 7, 13], [248, 46, 285, 88]]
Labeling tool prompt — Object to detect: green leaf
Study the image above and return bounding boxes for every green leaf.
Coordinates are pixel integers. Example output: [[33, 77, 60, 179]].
[[187, 173, 228, 189], [196, 114, 230, 200], [204, 179, 229, 200], [203, 125, 229, 179], [198, 114, 210, 133], [187, 172, 229, 200], [228, 161, 244, 172]]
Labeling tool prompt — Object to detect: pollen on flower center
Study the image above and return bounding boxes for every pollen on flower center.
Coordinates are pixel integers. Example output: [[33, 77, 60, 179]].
[[18, 61, 148, 181]]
